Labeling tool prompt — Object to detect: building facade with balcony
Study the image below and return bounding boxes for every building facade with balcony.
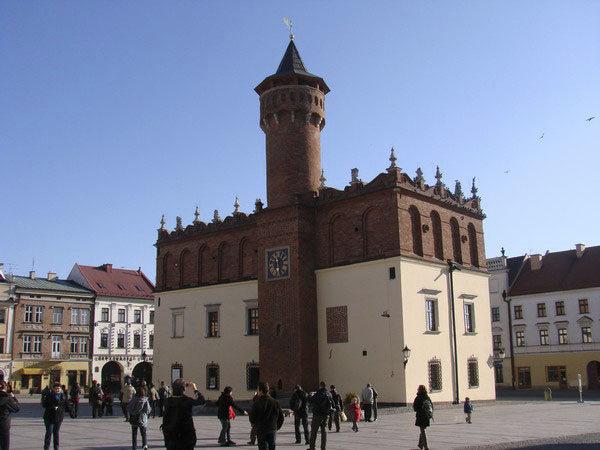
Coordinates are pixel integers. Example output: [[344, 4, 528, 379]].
[[0, 265, 17, 382], [10, 271, 94, 393], [489, 244, 600, 390], [68, 264, 155, 392]]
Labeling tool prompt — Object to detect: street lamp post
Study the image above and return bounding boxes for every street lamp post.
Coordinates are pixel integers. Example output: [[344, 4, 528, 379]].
[[502, 289, 516, 390]]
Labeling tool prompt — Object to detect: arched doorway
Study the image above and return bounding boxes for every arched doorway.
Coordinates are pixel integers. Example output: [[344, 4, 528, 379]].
[[586, 361, 600, 389], [101, 361, 123, 394], [132, 362, 152, 388]]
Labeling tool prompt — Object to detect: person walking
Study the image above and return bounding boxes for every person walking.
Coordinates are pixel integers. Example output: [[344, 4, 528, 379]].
[[121, 380, 136, 421], [42, 382, 74, 450], [217, 386, 248, 447], [161, 379, 205, 450], [89, 380, 103, 419], [69, 383, 80, 418], [327, 385, 342, 433], [128, 386, 152, 450], [102, 388, 114, 416], [371, 385, 379, 421], [149, 384, 159, 419], [464, 397, 473, 423], [0, 380, 20, 450], [157, 381, 168, 417], [247, 392, 258, 446], [307, 381, 333, 450], [348, 397, 361, 432], [249, 382, 284, 450], [413, 385, 433, 450], [360, 384, 374, 422], [289, 385, 309, 445]]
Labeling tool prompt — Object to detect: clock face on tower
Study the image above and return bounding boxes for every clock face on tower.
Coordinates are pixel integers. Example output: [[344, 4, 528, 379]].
[[266, 247, 290, 281]]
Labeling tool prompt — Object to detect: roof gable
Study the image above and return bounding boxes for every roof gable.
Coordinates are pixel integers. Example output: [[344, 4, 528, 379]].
[[74, 264, 154, 299]]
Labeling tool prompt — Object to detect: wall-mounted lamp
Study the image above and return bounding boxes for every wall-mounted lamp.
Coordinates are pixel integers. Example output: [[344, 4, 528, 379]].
[[403, 345, 411, 368], [498, 348, 506, 360], [381, 310, 390, 318]]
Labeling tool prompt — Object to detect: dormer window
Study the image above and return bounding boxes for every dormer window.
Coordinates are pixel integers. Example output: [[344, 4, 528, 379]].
[[117, 284, 126, 290], [97, 282, 106, 288], [135, 285, 144, 292]]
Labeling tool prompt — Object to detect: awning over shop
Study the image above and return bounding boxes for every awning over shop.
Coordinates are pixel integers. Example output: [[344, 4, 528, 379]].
[[21, 368, 45, 375]]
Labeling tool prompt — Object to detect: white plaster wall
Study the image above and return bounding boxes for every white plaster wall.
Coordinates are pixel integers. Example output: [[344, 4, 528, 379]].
[[153, 281, 258, 400]]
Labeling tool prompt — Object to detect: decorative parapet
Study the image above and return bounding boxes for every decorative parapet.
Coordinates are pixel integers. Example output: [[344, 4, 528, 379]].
[[486, 256, 507, 271], [156, 212, 256, 243]]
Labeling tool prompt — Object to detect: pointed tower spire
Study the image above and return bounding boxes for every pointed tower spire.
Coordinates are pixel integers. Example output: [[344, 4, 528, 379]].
[[233, 196, 241, 215], [471, 177, 479, 198], [193, 206, 201, 224], [387, 147, 398, 171], [175, 216, 183, 231], [212, 209, 221, 223], [319, 169, 327, 189], [454, 180, 463, 199], [415, 167, 424, 183], [159, 214, 166, 231], [435, 166, 443, 187]]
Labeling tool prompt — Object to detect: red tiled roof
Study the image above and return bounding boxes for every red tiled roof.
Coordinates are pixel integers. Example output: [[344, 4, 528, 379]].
[[75, 264, 154, 299], [508, 245, 600, 297]]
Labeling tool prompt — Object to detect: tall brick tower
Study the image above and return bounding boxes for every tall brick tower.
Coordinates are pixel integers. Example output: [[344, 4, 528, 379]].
[[254, 39, 329, 392]]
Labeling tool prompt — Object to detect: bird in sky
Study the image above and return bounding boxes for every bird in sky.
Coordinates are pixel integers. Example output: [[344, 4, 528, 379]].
[[586, 116, 595, 122], [539, 133, 544, 139], [504, 170, 510, 174]]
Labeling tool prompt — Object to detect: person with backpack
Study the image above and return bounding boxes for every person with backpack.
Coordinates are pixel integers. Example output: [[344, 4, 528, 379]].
[[161, 379, 205, 450], [0, 380, 20, 450], [128, 386, 152, 450], [464, 396, 473, 423], [249, 382, 284, 450], [360, 383, 374, 422], [216, 386, 248, 447], [289, 385, 309, 445], [89, 380, 103, 419], [121, 380, 136, 421], [69, 383, 81, 418], [42, 382, 75, 450], [412, 385, 433, 450], [307, 381, 333, 450], [327, 385, 343, 433]]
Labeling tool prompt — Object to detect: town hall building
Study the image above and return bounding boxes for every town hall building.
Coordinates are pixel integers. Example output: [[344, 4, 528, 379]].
[[153, 38, 495, 404]]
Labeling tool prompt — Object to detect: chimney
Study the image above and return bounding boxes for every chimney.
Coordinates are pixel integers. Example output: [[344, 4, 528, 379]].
[[575, 243, 586, 259], [47, 271, 57, 281], [530, 254, 543, 271], [104, 264, 113, 273], [29, 270, 36, 279]]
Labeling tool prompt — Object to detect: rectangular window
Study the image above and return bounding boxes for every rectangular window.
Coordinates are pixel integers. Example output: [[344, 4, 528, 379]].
[[491, 307, 500, 322], [514, 305, 523, 320], [149, 311, 155, 324], [546, 366, 565, 382], [53, 307, 63, 324], [100, 333, 108, 348], [582, 327, 592, 343], [493, 334, 502, 350], [133, 334, 141, 349], [558, 328, 568, 344], [51, 336, 62, 358], [207, 365, 219, 390], [426, 299, 437, 331], [23, 336, 32, 353], [33, 336, 42, 353], [35, 306, 43, 323], [80, 309, 89, 325], [80, 337, 87, 354], [134, 310, 141, 323], [537, 303, 546, 317], [515, 330, 525, 347], [247, 308, 259, 335], [172, 312, 184, 338], [539, 329, 549, 345], [101, 308, 109, 322], [428, 359, 442, 392], [25, 306, 33, 323], [208, 311, 219, 337], [0, 338, 3, 353], [468, 359, 479, 388], [117, 332, 125, 348], [71, 308, 79, 325], [247, 364, 260, 391], [118, 309, 126, 322], [495, 365, 504, 383], [70, 336, 78, 353], [579, 299, 589, 314], [464, 303, 475, 333], [555, 301, 565, 316], [0, 309, 5, 323], [149, 334, 154, 349]]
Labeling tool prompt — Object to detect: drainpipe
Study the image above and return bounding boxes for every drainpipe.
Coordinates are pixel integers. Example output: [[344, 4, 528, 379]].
[[447, 260, 460, 405], [502, 290, 516, 389]]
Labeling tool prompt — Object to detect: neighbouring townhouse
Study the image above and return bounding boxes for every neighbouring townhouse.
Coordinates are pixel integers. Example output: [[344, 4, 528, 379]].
[[0, 264, 16, 382], [68, 263, 155, 392]]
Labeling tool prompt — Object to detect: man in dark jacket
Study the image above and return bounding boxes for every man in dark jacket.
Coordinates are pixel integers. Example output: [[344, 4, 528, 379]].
[[89, 380, 103, 418], [42, 383, 74, 450], [216, 386, 248, 446], [307, 382, 333, 450], [0, 380, 19, 450], [289, 385, 309, 445], [162, 379, 206, 450], [249, 382, 284, 450], [327, 385, 343, 433]]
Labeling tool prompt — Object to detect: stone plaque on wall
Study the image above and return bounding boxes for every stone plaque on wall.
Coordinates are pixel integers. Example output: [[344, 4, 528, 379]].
[[326, 306, 348, 343]]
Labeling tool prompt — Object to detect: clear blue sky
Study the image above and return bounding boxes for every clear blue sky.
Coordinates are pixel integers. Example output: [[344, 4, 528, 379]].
[[1, 1, 598, 282]]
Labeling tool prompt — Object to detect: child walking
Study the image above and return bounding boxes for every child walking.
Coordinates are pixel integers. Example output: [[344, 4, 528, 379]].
[[464, 397, 473, 423], [348, 397, 361, 432]]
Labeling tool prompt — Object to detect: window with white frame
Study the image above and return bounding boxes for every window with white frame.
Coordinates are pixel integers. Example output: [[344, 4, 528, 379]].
[[468, 358, 479, 387], [134, 310, 141, 323], [172, 310, 184, 338], [51, 336, 62, 357], [428, 359, 442, 391], [515, 330, 525, 347], [24, 306, 33, 323], [117, 332, 125, 348], [23, 335, 31, 353], [582, 327, 592, 343], [101, 308, 109, 322], [539, 329, 549, 345], [247, 307, 259, 335], [493, 334, 502, 350], [35, 306, 43, 323], [71, 308, 79, 325], [133, 333, 141, 349], [558, 328, 568, 344], [70, 336, 78, 353], [100, 333, 108, 348], [207, 364, 219, 390], [80, 309, 89, 325], [118, 309, 126, 322], [80, 337, 87, 353], [464, 303, 475, 333], [33, 335, 42, 353], [425, 299, 438, 331], [53, 307, 63, 324], [491, 307, 500, 322]]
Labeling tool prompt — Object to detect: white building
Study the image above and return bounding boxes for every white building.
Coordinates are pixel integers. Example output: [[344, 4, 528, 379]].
[[68, 264, 155, 391], [0, 264, 16, 382]]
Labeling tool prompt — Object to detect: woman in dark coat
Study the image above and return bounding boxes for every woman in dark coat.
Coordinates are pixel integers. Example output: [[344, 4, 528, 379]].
[[69, 383, 81, 418], [412, 385, 432, 450], [42, 383, 74, 450], [0, 380, 19, 450]]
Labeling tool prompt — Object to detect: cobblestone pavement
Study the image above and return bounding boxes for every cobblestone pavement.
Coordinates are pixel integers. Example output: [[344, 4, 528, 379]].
[[9, 395, 600, 449]]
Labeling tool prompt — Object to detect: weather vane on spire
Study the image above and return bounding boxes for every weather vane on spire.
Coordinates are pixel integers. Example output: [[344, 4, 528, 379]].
[[283, 17, 294, 40]]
